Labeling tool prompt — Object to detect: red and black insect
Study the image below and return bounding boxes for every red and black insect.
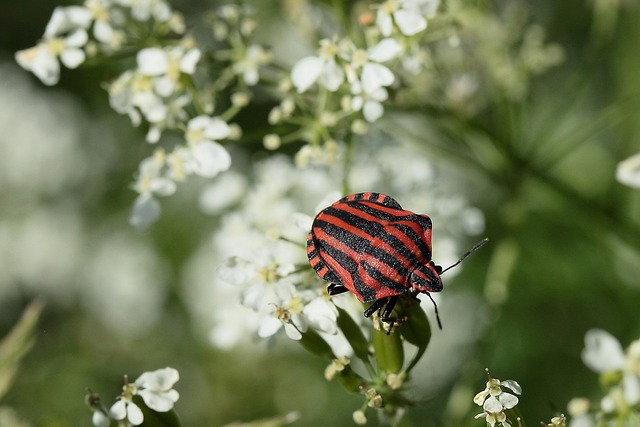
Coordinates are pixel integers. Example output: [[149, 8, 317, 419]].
[[307, 192, 486, 325]]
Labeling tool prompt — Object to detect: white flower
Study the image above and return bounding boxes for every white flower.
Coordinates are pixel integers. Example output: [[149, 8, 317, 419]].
[[15, 29, 88, 86], [134, 367, 180, 412], [84, 0, 126, 47], [110, 367, 179, 426], [185, 115, 231, 144], [132, 151, 176, 197], [14, 5, 93, 85], [291, 39, 345, 93], [581, 330, 640, 408], [137, 46, 201, 97], [346, 39, 399, 95], [233, 44, 270, 86], [350, 80, 389, 122], [474, 377, 521, 424], [616, 152, 640, 189], [129, 150, 175, 229], [377, 0, 439, 37], [182, 115, 232, 178]]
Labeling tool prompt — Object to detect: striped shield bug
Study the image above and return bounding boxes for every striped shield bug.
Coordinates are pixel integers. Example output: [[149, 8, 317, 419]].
[[306, 192, 487, 327]]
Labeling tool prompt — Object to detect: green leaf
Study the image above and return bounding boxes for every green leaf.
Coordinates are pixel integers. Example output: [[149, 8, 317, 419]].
[[0, 300, 44, 400], [397, 298, 431, 373], [372, 323, 404, 375], [298, 328, 335, 359], [336, 307, 369, 361]]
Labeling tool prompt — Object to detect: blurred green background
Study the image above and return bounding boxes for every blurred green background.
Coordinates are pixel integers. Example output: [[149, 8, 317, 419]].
[[1, 0, 640, 426]]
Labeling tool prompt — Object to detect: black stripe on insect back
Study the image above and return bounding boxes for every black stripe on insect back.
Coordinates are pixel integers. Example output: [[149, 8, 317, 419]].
[[389, 221, 432, 261], [314, 237, 376, 301], [327, 205, 427, 266], [313, 218, 411, 282], [344, 201, 400, 222], [360, 260, 406, 295]]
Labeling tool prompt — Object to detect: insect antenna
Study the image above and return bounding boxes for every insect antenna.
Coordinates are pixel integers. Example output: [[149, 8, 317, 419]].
[[425, 292, 442, 330], [440, 237, 489, 275]]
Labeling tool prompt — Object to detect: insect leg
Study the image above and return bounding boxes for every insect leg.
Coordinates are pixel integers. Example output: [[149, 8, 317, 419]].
[[363, 298, 387, 318], [381, 296, 399, 322], [327, 284, 349, 295]]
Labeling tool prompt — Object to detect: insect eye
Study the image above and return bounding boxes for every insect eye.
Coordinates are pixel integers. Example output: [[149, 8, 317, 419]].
[[428, 260, 443, 275]]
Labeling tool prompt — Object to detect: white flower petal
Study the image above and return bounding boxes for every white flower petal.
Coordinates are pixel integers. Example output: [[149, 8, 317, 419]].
[[623, 373, 640, 405], [304, 299, 338, 334], [93, 20, 114, 43], [394, 9, 427, 35], [241, 283, 265, 310], [109, 400, 127, 420], [149, 178, 176, 196], [361, 63, 395, 93], [321, 58, 345, 91], [367, 39, 403, 62], [146, 126, 162, 144], [139, 389, 179, 412], [126, 402, 144, 425], [291, 212, 313, 232], [129, 194, 161, 230], [501, 380, 522, 395], [137, 48, 168, 75], [179, 48, 201, 74], [473, 389, 489, 406], [44, 6, 92, 38], [616, 152, 640, 188], [153, 76, 175, 97], [483, 395, 503, 413], [498, 392, 519, 409], [581, 329, 625, 373], [244, 68, 259, 86], [218, 257, 255, 286], [92, 410, 110, 427], [258, 316, 282, 338], [363, 100, 384, 122], [135, 367, 180, 390], [204, 118, 231, 141], [291, 56, 323, 93], [65, 29, 89, 47], [376, 9, 394, 37], [60, 48, 86, 69], [188, 115, 211, 131], [284, 322, 303, 340], [191, 141, 231, 178]]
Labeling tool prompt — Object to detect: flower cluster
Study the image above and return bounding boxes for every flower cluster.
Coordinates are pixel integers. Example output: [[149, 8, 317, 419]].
[[474, 374, 522, 427], [269, 1, 442, 166], [15, 0, 183, 86], [16, 2, 269, 229], [567, 329, 640, 426], [88, 367, 180, 427]]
